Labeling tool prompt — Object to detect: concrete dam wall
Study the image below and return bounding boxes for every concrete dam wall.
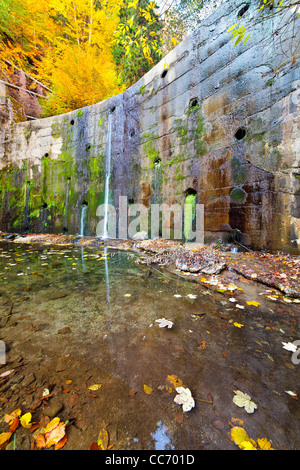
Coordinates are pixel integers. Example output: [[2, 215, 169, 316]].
[[0, 0, 299, 252]]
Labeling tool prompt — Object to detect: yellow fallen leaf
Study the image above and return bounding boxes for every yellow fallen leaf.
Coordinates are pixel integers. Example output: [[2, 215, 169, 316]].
[[240, 440, 257, 450], [45, 417, 60, 433], [88, 384, 102, 391], [0, 432, 12, 446], [143, 384, 153, 395], [231, 426, 257, 450], [65, 380, 72, 385], [234, 322, 244, 328], [20, 412, 33, 428], [97, 428, 109, 450], [246, 301, 260, 307], [257, 437, 274, 450], [124, 293, 131, 297]]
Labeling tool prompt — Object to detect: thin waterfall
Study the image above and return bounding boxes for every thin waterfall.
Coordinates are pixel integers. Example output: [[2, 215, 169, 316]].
[[80, 204, 88, 236], [102, 111, 113, 239]]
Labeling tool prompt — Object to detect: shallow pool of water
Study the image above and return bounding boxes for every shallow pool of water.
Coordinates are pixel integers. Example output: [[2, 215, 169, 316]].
[[0, 242, 299, 450]]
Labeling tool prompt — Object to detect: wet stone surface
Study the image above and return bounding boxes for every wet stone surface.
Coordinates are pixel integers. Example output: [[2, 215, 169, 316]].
[[0, 242, 299, 450]]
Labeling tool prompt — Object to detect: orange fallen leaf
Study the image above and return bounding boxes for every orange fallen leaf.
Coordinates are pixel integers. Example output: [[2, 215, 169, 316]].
[[55, 433, 68, 450], [36, 433, 46, 449], [9, 417, 20, 433]]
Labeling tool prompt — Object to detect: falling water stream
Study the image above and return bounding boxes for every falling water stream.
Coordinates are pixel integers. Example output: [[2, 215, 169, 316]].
[[80, 204, 88, 237]]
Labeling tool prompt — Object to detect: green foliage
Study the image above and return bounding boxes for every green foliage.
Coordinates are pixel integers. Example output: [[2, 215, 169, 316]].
[[113, 0, 164, 87]]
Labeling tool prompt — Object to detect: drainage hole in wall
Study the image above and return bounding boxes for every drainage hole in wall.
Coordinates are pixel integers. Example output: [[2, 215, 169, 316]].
[[128, 197, 134, 204], [67, 176, 71, 181], [86, 144, 91, 151], [129, 128, 135, 138], [234, 127, 246, 140], [82, 200, 88, 206], [70, 119, 75, 125], [44, 153, 49, 157], [238, 4, 249, 18], [161, 69, 168, 78], [110, 106, 116, 113], [41, 203, 48, 209], [63, 227, 68, 234], [189, 98, 198, 108]]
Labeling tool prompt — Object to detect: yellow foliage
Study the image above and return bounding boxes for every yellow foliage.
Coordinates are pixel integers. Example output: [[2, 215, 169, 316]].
[[20, 412, 33, 428]]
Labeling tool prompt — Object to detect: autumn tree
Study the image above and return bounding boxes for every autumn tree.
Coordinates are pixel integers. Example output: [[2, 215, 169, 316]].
[[113, 0, 164, 87], [35, 0, 126, 116]]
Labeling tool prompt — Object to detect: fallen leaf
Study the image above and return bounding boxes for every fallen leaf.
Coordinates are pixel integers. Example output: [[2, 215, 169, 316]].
[[0, 432, 12, 446], [233, 322, 244, 328], [20, 412, 33, 428], [88, 384, 102, 391], [97, 428, 109, 450], [246, 301, 260, 307], [55, 433, 68, 450], [174, 387, 195, 412], [45, 417, 60, 433], [167, 374, 183, 389], [4, 408, 22, 424], [155, 318, 173, 328], [233, 390, 257, 413], [9, 417, 20, 433], [36, 433, 46, 449], [143, 384, 153, 395], [45, 422, 66, 448], [124, 294, 131, 297], [257, 437, 274, 450], [0, 369, 14, 378], [282, 341, 298, 352]]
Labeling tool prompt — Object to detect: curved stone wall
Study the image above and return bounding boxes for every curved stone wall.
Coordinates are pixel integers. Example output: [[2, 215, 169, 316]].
[[0, 0, 299, 252]]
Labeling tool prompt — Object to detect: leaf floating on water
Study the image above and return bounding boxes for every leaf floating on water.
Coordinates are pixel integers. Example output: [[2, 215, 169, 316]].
[[155, 318, 173, 328], [143, 384, 153, 395], [167, 374, 183, 390], [174, 387, 195, 412], [285, 390, 298, 399], [88, 384, 102, 391], [233, 390, 257, 414], [97, 428, 109, 450], [257, 437, 274, 450], [187, 294, 197, 299], [282, 341, 298, 352]]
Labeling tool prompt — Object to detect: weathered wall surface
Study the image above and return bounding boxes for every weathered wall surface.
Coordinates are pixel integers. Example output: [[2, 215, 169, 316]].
[[0, 0, 299, 252]]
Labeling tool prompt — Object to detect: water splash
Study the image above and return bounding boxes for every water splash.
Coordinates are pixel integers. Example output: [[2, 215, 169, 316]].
[[102, 111, 113, 239]]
